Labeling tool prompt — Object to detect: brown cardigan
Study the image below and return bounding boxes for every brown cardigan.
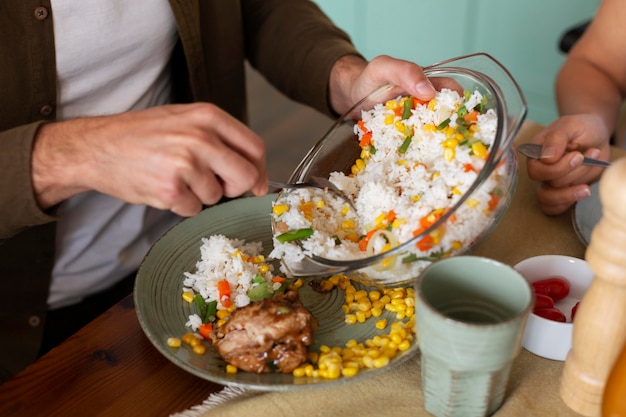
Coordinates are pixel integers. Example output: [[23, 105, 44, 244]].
[[0, 0, 360, 381]]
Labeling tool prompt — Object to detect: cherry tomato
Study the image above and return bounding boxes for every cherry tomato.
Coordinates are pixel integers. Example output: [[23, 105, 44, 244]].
[[571, 301, 581, 321], [533, 307, 567, 322], [531, 276, 570, 302], [533, 293, 555, 310]]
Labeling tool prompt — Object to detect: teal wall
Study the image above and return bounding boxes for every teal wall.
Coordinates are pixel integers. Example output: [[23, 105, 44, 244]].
[[313, 0, 601, 125]]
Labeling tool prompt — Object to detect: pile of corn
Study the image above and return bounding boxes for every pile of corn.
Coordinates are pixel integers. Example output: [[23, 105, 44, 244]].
[[290, 274, 416, 379]]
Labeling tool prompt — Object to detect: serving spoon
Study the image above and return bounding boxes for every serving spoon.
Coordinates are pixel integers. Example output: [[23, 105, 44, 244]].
[[268, 177, 356, 211], [517, 143, 611, 168]]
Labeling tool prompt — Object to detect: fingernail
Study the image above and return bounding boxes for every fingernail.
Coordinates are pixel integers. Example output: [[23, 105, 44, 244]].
[[415, 80, 435, 96], [574, 186, 591, 200], [570, 153, 584, 168], [540, 145, 557, 159], [589, 148, 601, 159]]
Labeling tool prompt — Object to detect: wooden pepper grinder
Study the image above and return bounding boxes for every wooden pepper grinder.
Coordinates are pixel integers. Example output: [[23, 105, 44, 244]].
[[560, 158, 626, 417]]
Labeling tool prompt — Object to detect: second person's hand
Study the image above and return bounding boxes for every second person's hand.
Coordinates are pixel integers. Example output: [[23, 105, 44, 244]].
[[526, 114, 610, 215]]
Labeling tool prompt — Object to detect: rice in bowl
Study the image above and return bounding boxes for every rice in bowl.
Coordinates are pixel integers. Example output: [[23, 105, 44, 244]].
[[270, 88, 511, 281]]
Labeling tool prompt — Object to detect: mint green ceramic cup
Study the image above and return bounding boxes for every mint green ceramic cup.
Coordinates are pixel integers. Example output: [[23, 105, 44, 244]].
[[415, 256, 533, 417]]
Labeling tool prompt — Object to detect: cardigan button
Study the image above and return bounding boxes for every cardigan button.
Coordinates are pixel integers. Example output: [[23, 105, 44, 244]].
[[34, 7, 49, 21], [35, 7, 48, 20], [28, 315, 41, 328], [40, 104, 54, 116]]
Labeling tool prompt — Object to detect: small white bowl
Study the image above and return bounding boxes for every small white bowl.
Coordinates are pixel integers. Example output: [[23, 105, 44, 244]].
[[514, 255, 593, 361]]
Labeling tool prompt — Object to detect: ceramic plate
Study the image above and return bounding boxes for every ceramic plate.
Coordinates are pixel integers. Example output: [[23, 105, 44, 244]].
[[134, 194, 419, 391], [572, 181, 601, 246]]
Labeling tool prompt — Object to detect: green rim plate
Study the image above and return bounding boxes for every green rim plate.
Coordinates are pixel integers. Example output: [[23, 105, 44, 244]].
[[134, 194, 418, 391]]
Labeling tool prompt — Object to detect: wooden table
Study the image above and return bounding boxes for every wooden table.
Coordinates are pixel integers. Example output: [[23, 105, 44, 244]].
[[0, 294, 222, 416], [0, 122, 621, 417]]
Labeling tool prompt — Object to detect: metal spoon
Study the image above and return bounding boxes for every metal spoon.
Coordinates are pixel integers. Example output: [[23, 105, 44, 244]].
[[517, 143, 611, 168], [268, 176, 356, 211]]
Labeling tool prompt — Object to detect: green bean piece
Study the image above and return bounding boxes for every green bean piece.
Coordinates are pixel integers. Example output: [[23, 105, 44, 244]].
[[194, 294, 207, 318], [276, 228, 314, 243], [437, 118, 451, 130], [398, 136, 412, 154], [204, 300, 217, 323], [402, 97, 413, 120]]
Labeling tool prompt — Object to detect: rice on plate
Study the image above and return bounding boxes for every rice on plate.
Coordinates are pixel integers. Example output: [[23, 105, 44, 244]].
[[182, 235, 285, 331], [269, 88, 507, 281]]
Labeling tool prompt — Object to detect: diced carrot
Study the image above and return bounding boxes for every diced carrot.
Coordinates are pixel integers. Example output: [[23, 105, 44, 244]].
[[359, 131, 372, 147], [357, 120, 368, 133], [413, 97, 427, 107], [217, 280, 231, 307], [198, 323, 213, 339], [417, 235, 434, 251], [387, 210, 396, 224], [358, 229, 378, 251], [420, 212, 440, 230], [271, 277, 286, 283], [463, 110, 479, 122], [488, 193, 499, 211], [463, 163, 476, 173]]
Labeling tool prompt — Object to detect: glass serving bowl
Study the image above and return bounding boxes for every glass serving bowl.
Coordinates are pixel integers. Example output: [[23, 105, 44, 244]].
[[271, 53, 527, 285]]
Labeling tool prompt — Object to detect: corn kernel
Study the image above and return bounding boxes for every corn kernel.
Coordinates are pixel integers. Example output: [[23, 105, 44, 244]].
[[272, 204, 288, 215], [258, 264, 269, 274], [398, 340, 412, 351], [182, 333, 196, 345], [355, 159, 366, 171], [341, 367, 359, 377], [384, 114, 395, 125], [181, 291, 194, 303], [356, 311, 366, 323], [444, 147, 455, 161], [375, 319, 388, 330], [466, 198, 479, 208], [216, 309, 230, 320], [442, 138, 459, 148], [192, 344, 206, 355], [341, 219, 355, 230], [345, 233, 359, 243], [385, 99, 399, 110], [373, 356, 390, 368], [167, 337, 181, 348], [471, 142, 487, 157], [226, 364, 238, 374]]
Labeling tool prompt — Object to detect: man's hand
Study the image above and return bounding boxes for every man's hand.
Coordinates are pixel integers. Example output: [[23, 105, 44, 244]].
[[328, 54, 436, 117], [32, 103, 268, 217]]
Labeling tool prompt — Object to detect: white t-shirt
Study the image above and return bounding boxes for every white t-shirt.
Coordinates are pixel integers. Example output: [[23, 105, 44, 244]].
[[48, 0, 182, 309]]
